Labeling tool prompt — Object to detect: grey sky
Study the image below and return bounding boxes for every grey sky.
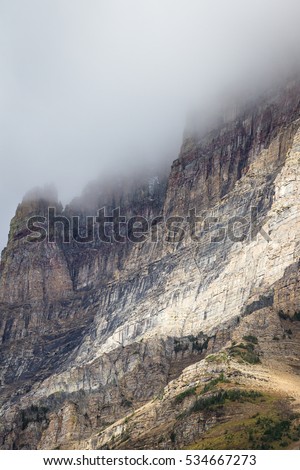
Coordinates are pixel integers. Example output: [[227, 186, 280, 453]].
[[1, 0, 300, 251]]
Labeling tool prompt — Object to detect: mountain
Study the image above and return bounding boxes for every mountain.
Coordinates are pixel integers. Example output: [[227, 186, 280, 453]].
[[1, 79, 300, 449]]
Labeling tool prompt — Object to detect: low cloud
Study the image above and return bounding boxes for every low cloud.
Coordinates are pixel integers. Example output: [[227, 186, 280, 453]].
[[1, 0, 300, 250]]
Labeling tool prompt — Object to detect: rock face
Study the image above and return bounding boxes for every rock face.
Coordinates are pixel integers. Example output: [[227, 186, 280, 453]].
[[0, 80, 300, 449]]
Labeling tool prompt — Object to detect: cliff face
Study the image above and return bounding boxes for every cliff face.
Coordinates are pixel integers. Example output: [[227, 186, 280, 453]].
[[0, 187, 73, 305], [0, 80, 300, 449], [165, 81, 300, 217]]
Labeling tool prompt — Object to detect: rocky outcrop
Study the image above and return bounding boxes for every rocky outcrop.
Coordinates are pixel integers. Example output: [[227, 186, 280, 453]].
[[0, 80, 300, 449], [0, 187, 73, 305]]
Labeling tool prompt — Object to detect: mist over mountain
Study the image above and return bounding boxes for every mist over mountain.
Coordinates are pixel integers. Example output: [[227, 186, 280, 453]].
[[2, 2, 300, 451], [1, 74, 300, 450], [1, 0, 300, 252]]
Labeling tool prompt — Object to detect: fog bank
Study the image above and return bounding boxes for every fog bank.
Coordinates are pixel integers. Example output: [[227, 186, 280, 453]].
[[1, 0, 300, 250]]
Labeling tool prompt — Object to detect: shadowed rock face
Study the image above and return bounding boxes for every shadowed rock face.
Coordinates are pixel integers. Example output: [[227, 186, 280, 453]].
[[0, 80, 300, 449], [165, 81, 300, 217]]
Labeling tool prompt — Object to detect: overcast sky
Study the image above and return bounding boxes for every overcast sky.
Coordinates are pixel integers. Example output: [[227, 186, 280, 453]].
[[0, 0, 300, 251]]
